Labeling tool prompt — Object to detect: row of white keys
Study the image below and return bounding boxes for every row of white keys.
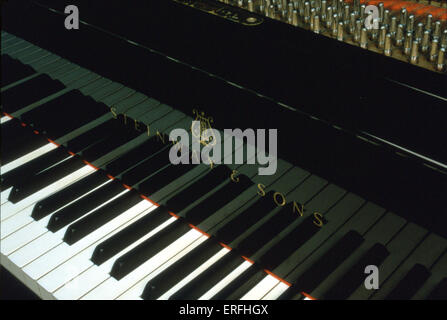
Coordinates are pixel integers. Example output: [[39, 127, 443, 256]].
[[36, 200, 157, 294], [1, 187, 13, 205], [9, 188, 131, 278], [83, 229, 208, 300], [0, 164, 96, 221], [53, 208, 177, 299], [0, 176, 113, 241]]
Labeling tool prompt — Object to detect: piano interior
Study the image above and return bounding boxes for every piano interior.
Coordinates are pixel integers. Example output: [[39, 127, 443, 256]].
[[0, 0, 446, 300]]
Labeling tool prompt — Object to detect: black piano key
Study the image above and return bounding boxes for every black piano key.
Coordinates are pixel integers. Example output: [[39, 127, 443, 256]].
[[120, 148, 171, 186], [1, 54, 36, 87], [31, 170, 109, 221], [323, 243, 390, 300], [169, 251, 246, 300], [20, 91, 108, 137], [427, 278, 447, 300], [110, 219, 191, 280], [2, 74, 65, 114], [258, 215, 328, 271], [185, 174, 253, 225], [1, 126, 50, 164], [236, 202, 298, 257], [137, 162, 195, 196], [63, 191, 143, 245], [142, 240, 224, 299], [1, 148, 69, 190], [165, 165, 231, 213], [105, 137, 167, 176], [385, 264, 431, 300], [47, 180, 126, 232], [215, 191, 278, 244], [91, 205, 173, 265], [7, 156, 85, 203], [293, 230, 365, 294], [66, 119, 119, 153]]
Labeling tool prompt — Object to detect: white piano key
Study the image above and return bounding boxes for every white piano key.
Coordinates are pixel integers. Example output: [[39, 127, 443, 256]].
[[8, 188, 129, 268], [261, 282, 290, 300], [22, 189, 131, 280], [53, 213, 177, 300], [1, 178, 113, 240], [1, 205, 35, 239], [83, 229, 206, 300], [156, 247, 231, 300], [1, 214, 53, 257], [1, 143, 58, 175], [240, 275, 280, 300], [1, 116, 13, 124], [199, 260, 253, 300], [1, 187, 13, 205], [0, 164, 95, 221], [37, 200, 156, 293]]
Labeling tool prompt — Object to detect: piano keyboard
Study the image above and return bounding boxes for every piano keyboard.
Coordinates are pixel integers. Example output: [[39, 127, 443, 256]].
[[1, 31, 447, 300]]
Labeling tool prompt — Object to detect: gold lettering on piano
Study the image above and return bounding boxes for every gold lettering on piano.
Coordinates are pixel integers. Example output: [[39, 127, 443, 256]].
[[273, 192, 286, 207], [313, 212, 324, 228], [257, 183, 266, 197], [156, 130, 165, 144], [123, 113, 128, 125], [293, 201, 304, 217], [230, 170, 240, 183], [110, 107, 118, 119], [134, 119, 142, 132], [192, 109, 217, 147]]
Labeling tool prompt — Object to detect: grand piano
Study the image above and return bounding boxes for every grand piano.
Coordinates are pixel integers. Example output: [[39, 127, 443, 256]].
[[1, 0, 446, 300]]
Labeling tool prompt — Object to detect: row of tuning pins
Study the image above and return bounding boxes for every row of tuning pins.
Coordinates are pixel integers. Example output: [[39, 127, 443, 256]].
[[230, 0, 447, 71]]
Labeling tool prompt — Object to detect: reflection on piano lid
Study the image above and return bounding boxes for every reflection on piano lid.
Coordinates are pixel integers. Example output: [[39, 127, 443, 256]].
[[1, 0, 447, 300]]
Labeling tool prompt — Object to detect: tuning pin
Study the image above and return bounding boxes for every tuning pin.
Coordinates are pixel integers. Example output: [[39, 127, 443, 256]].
[[292, 9, 299, 25], [354, 0, 360, 14], [400, 8, 408, 27], [441, 30, 447, 48], [378, 25, 386, 48], [437, 48, 445, 71], [390, 16, 397, 38], [430, 39, 439, 62], [383, 9, 390, 28], [314, 15, 321, 33], [360, 27, 368, 49], [421, 30, 430, 53], [404, 32, 413, 55], [407, 15, 414, 34], [343, 5, 350, 25], [282, 0, 288, 9], [415, 23, 424, 42], [326, 6, 333, 28], [378, 3, 384, 23], [425, 14, 433, 31], [321, 0, 327, 21], [332, 14, 338, 36], [410, 40, 419, 64], [433, 21, 441, 40], [248, 0, 254, 11], [288, 2, 294, 19], [310, 8, 316, 29], [360, 4, 366, 22], [337, 0, 344, 17], [238, 0, 244, 7], [304, 1, 310, 23], [354, 19, 362, 42], [337, 21, 344, 41], [299, 0, 305, 16], [349, 12, 356, 34], [396, 24, 404, 46], [384, 33, 392, 56]]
